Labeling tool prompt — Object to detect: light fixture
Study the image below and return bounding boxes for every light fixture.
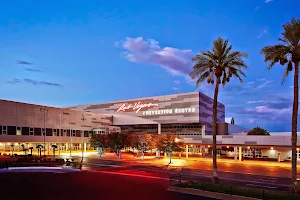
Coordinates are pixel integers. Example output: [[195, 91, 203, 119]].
[[208, 145, 210, 148], [297, 148, 299, 151], [226, 146, 229, 148], [190, 145, 193, 147], [271, 147, 274, 150], [247, 146, 250, 149]]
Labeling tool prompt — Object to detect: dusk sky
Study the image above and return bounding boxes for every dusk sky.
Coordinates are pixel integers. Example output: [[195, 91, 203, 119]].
[[0, 0, 299, 131]]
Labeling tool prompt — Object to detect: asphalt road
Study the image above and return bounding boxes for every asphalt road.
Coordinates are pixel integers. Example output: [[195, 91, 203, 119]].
[[82, 159, 298, 192], [0, 171, 214, 200]]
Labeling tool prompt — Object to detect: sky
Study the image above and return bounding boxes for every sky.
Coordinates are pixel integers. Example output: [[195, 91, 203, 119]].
[[0, 0, 299, 131]]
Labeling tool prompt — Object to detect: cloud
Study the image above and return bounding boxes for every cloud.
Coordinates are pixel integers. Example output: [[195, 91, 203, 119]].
[[244, 106, 291, 115], [174, 80, 180, 85], [257, 29, 268, 39], [172, 87, 179, 91], [24, 68, 43, 72], [257, 79, 273, 88], [247, 100, 267, 104], [248, 118, 255, 123], [7, 78, 63, 88], [16, 60, 33, 65], [255, 6, 261, 10], [265, 0, 273, 3], [6, 78, 21, 84], [118, 37, 193, 76]]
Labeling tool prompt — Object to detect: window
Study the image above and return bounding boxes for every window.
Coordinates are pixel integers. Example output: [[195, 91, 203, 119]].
[[72, 130, 76, 137], [29, 128, 34, 136], [42, 128, 45, 136], [53, 129, 57, 136], [2, 126, 7, 135], [16, 127, 22, 135], [63, 129, 67, 136]]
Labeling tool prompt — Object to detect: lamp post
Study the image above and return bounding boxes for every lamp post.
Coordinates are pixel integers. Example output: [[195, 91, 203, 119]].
[[80, 113, 86, 168], [40, 108, 48, 157]]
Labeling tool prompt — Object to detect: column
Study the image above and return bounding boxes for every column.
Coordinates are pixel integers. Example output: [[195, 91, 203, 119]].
[[201, 125, 206, 136], [164, 151, 167, 157], [239, 146, 242, 161], [47, 143, 50, 155], [84, 143, 87, 153], [158, 123, 161, 134], [186, 145, 189, 158], [234, 146, 237, 163]]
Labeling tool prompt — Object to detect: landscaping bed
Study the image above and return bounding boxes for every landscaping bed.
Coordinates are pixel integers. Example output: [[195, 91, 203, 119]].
[[176, 181, 300, 200]]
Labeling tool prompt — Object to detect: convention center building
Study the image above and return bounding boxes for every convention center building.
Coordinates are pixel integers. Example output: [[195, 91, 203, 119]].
[[0, 92, 299, 162]]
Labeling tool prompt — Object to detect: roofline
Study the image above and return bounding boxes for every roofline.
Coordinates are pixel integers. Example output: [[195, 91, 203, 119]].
[[66, 91, 206, 108]]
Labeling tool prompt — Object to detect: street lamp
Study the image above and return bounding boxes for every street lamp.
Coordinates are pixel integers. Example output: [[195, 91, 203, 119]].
[[81, 113, 86, 162], [40, 108, 48, 157]]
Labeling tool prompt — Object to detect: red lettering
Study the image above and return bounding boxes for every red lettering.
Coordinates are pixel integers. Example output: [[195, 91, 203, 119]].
[[116, 102, 158, 113]]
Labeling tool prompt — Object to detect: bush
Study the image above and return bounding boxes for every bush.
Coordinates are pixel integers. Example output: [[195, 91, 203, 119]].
[[178, 182, 300, 200]]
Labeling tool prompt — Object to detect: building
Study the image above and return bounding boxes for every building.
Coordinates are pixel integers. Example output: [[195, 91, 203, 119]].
[[0, 91, 299, 162], [0, 99, 120, 155]]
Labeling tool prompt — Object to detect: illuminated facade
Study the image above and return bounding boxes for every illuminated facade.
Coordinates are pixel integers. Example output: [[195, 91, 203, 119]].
[[0, 91, 299, 162]]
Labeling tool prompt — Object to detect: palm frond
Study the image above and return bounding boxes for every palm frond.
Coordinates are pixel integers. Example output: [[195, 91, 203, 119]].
[[281, 61, 293, 84]]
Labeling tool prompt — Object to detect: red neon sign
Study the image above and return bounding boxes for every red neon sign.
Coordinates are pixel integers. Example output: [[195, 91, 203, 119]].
[[117, 102, 159, 113]]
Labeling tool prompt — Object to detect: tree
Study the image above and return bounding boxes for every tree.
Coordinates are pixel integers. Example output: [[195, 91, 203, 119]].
[[36, 144, 43, 159], [29, 147, 34, 155], [156, 134, 184, 164], [247, 127, 270, 135], [190, 37, 248, 184], [89, 134, 109, 157], [51, 144, 58, 160], [261, 18, 300, 194], [108, 132, 128, 159]]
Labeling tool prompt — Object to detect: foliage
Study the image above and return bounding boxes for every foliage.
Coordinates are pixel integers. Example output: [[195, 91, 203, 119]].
[[247, 126, 270, 136], [89, 134, 109, 149], [177, 182, 300, 200], [156, 134, 184, 154], [261, 18, 300, 84], [107, 132, 128, 150], [189, 37, 248, 87]]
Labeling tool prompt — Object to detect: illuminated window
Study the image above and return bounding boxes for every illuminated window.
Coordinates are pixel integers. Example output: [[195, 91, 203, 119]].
[[41, 128, 45, 136], [29, 128, 34, 136], [53, 129, 57, 136], [2, 126, 7, 135], [63, 129, 67, 136], [16, 127, 22, 135]]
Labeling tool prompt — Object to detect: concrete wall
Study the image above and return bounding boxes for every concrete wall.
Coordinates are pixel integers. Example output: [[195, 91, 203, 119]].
[[0, 99, 113, 130]]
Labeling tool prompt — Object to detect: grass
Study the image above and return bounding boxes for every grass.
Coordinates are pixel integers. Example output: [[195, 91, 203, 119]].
[[177, 181, 300, 200]]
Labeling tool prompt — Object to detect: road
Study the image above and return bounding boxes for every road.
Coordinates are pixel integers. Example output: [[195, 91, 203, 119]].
[[0, 171, 214, 200], [82, 157, 299, 192]]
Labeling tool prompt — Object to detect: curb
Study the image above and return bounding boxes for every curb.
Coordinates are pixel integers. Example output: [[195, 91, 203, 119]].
[[0, 166, 81, 173], [168, 185, 259, 200]]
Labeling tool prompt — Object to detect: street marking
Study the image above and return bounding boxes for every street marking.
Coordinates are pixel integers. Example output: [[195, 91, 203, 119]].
[[246, 183, 277, 189], [88, 170, 170, 180]]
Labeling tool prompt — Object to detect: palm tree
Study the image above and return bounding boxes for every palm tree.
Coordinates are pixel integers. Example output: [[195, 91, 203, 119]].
[[36, 144, 43, 159], [51, 144, 58, 160], [261, 18, 300, 194], [190, 37, 248, 184], [29, 147, 34, 155]]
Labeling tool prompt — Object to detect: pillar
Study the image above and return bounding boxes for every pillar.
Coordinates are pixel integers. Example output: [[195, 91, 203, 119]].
[[47, 143, 50, 155], [201, 125, 206, 136], [186, 145, 189, 158], [84, 143, 87, 153], [158, 123, 161, 134], [193, 145, 196, 154], [239, 146, 242, 161], [234, 146, 237, 163], [164, 151, 167, 157]]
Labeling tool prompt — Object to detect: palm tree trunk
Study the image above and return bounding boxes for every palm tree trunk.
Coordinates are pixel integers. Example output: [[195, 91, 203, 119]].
[[290, 62, 299, 194], [212, 82, 220, 184]]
